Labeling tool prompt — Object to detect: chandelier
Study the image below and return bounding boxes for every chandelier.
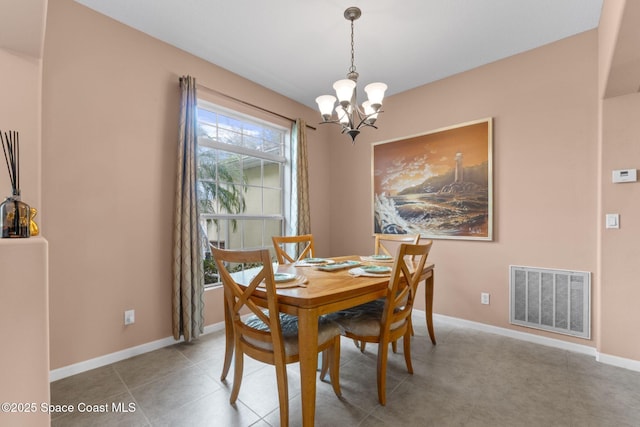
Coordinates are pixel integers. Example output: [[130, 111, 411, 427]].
[[315, 7, 387, 143]]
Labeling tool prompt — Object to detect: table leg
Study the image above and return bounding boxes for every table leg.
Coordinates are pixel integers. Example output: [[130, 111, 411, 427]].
[[220, 300, 233, 381], [424, 271, 436, 345], [298, 308, 318, 427]]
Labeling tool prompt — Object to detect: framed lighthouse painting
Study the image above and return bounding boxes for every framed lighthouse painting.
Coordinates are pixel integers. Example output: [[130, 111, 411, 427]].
[[372, 118, 493, 241]]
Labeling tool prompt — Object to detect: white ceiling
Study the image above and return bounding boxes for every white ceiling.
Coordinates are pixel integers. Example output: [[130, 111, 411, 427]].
[[75, 0, 603, 109]]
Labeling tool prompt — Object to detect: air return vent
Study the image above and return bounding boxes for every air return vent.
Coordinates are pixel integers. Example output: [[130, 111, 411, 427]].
[[509, 265, 590, 339]]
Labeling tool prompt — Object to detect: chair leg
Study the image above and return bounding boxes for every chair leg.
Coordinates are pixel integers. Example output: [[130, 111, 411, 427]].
[[425, 275, 437, 345], [330, 336, 342, 396], [220, 344, 233, 381], [351, 338, 365, 352], [403, 330, 413, 374], [274, 359, 289, 427], [221, 305, 234, 381], [376, 338, 389, 406], [230, 348, 243, 404], [319, 350, 328, 381]]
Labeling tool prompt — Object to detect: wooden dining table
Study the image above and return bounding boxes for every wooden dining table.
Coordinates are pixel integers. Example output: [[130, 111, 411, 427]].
[[226, 255, 435, 427]]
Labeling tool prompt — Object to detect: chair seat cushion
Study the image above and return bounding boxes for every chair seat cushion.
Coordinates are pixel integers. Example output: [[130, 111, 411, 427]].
[[327, 299, 404, 337], [244, 313, 340, 356]]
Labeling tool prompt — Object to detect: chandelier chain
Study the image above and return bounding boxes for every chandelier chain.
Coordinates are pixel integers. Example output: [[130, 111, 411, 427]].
[[349, 18, 356, 75]]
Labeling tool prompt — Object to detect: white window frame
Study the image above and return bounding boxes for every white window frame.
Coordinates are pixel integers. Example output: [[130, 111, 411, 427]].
[[197, 99, 292, 287]]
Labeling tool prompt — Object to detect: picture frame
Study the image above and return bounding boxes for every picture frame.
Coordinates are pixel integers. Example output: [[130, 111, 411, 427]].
[[372, 118, 493, 241]]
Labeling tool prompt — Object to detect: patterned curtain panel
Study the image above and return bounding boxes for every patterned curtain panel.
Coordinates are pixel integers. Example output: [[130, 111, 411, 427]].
[[172, 75, 204, 342], [294, 119, 311, 236]]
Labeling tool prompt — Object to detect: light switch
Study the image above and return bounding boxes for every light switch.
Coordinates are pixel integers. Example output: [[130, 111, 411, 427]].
[[605, 214, 619, 229]]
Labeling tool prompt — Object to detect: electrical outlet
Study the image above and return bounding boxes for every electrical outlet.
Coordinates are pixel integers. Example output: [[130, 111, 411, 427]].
[[481, 293, 490, 305], [124, 309, 135, 325]]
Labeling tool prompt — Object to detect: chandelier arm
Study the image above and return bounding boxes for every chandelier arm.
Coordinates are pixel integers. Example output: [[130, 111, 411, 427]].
[[316, 119, 378, 131], [316, 108, 381, 135], [354, 117, 380, 131]]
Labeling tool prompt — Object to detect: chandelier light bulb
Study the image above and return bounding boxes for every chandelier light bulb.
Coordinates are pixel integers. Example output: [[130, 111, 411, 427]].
[[333, 79, 356, 107], [362, 100, 378, 125], [316, 95, 337, 121], [364, 82, 388, 110]]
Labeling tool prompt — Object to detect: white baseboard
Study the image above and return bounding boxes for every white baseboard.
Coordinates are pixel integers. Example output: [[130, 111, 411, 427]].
[[50, 311, 640, 381], [597, 351, 640, 372], [49, 322, 225, 382]]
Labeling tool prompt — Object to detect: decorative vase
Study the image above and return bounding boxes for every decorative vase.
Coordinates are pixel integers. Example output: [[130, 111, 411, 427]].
[[0, 193, 31, 238], [30, 207, 40, 236]]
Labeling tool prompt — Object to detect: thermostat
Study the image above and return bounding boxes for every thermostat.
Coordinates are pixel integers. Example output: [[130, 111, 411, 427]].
[[612, 169, 637, 183]]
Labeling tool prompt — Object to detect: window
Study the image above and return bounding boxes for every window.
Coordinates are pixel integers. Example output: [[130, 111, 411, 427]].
[[197, 100, 290, 286]]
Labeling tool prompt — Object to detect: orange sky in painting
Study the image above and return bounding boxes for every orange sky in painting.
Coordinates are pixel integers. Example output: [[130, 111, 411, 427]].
[[373, 121, 489, 195]]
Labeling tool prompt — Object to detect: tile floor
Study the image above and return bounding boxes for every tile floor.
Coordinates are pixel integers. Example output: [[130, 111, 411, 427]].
[[50, 317, 640, 426]]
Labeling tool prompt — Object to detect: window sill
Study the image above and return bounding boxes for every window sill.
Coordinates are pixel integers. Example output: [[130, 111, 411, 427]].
[[204, 283, 222, 291]]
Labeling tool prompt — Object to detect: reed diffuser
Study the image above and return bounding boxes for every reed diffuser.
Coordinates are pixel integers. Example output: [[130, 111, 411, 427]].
[[1, 130, 30, 238]]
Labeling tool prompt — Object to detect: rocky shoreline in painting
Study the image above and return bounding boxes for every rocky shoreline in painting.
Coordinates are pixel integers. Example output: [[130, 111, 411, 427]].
[[374, 161, 490, 238]]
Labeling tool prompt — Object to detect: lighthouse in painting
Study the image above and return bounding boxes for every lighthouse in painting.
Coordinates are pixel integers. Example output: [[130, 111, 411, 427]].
[[454, 152, 464, 183]]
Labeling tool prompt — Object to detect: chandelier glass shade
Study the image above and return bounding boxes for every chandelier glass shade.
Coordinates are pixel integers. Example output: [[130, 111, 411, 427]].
[[315, 7, 387, 142]]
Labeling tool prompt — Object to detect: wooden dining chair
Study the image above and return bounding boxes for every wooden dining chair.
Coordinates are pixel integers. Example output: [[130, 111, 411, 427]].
[[212, 247, 342, 427], [323, 241, 432, 405], [351, 233, 422, 352], [374, 233, 420, 258], [272, 234, 315, 264]]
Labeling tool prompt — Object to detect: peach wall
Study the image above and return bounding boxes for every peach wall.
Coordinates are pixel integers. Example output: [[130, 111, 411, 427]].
[[600, 0, 640, 99], [0, 48, 42, 212], [0, 239, 50, 427], [42, 0, 330, 369], [0, 46, 49, 426], [600, 93, 640, 361], [329, 31, 600, 345], [598, 0, 625, 98], [597, 0, 640, 363]]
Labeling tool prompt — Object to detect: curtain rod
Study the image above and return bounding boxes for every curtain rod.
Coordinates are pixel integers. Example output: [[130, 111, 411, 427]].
[[196, 83, 316, 131]]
